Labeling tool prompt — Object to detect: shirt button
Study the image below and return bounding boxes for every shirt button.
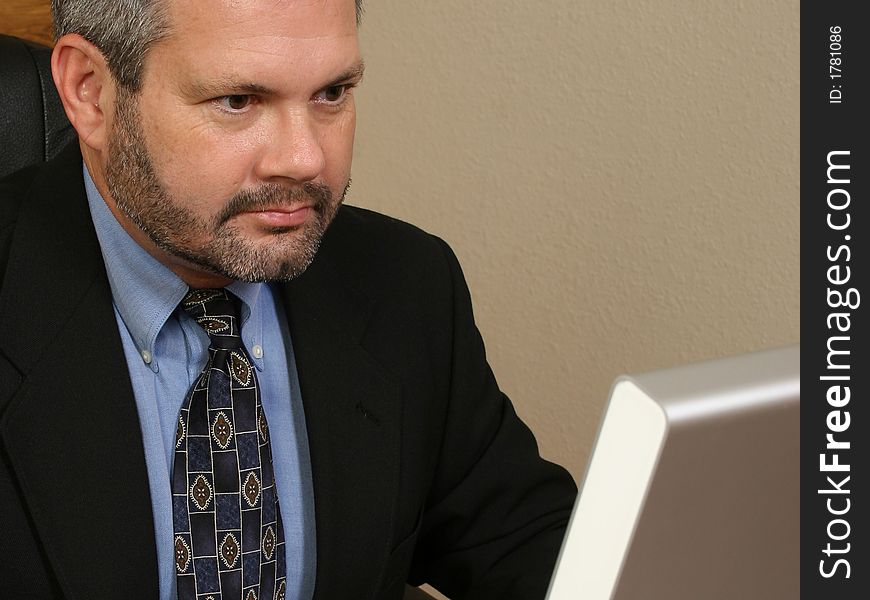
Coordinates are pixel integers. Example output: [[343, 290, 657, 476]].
[[141, 349, 153, 364], [252, 344, 263, 359]]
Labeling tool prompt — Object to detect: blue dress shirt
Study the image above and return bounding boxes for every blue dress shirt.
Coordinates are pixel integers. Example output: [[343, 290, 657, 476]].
[[84, 166, 316, 600]]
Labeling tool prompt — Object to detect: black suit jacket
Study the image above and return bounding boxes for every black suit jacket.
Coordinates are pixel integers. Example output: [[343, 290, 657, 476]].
[[0, 144, 576, 599]]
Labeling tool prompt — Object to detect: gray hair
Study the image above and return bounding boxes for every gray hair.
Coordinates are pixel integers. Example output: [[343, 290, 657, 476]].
[[52, 0, 364, 92]]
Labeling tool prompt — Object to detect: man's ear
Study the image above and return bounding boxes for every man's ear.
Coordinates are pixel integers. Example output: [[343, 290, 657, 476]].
[[51, 33, 116, 150]]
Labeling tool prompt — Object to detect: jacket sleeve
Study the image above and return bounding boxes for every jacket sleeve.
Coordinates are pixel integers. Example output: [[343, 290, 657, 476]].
[[408, 237, 578, 600]]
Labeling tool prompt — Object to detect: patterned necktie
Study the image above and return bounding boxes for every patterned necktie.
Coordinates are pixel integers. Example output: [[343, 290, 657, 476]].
[[172, 288, 286, 600]]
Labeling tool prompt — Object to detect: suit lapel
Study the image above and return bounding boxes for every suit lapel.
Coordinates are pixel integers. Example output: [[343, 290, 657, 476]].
[[280, 238, 402, 600], [0, 145, 159, 597]]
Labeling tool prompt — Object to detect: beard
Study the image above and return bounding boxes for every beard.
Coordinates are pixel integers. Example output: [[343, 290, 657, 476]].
[[104, 87, 346, 282]]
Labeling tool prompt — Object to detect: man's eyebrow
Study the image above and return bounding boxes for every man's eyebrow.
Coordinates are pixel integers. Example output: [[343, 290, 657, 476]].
[[330, 61, 366, 85], [181, 79, 276, 98], [181, 62, 364, 99]]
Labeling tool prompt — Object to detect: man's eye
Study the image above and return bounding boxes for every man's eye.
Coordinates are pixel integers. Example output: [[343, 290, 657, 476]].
[[215, 95, 254, 112], [315, 85, 348, 104]]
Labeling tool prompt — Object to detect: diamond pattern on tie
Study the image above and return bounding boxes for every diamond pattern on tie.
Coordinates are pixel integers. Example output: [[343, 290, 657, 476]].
[[172, 288, 286, 600]]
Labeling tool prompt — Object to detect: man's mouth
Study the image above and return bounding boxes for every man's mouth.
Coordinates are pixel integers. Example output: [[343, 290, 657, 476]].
[[239, 204, 314, 228]]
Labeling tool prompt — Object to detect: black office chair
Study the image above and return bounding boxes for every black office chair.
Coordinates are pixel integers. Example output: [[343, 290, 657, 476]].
[[0, 34, 77, 178]]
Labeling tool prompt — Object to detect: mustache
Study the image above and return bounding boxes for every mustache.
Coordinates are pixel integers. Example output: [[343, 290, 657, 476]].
[[216, 182, 333, 226]]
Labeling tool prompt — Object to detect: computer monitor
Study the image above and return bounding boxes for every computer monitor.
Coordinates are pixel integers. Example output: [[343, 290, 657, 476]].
[[545, 344, 799, 600]]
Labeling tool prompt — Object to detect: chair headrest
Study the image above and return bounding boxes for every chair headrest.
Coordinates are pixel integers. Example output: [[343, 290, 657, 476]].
[[0, 34, 77, 179]]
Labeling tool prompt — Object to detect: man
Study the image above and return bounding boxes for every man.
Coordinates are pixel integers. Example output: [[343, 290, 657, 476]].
[[0, 1, 576, 598]]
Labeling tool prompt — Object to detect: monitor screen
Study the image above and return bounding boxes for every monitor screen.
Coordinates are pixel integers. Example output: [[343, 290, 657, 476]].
[[546, 344, 799, 600]]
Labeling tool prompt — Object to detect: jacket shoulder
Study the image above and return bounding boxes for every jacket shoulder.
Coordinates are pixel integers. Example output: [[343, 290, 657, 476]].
[[318, 204, 457, 293], [0, 163, 42, 230], [0, 163, 45, 285], [1, 143, 85, 278], [329, 204, 446, 256]]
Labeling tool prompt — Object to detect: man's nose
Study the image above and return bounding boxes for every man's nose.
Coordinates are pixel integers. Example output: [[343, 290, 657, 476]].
[[256, 108, 326, 183]]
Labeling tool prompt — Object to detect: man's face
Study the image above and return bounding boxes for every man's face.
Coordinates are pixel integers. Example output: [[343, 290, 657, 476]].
[[102, 0, 361, 283]]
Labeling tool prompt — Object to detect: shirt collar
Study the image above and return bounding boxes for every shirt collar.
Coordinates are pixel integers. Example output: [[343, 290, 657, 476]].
[[83, 164, 263, 367]]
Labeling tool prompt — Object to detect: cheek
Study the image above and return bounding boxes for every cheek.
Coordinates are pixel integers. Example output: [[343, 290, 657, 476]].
[[322, 111, 356, 184], [138, 95, 253, 203], [146, 126, 252, 209]]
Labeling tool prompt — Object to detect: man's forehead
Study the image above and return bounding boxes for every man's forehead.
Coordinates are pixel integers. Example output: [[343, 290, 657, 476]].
[[143, 0, 360, 90], [161, 0, 357, 40]]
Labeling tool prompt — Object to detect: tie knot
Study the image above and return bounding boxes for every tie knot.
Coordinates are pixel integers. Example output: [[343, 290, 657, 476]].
[[181, 288, 244, 349]]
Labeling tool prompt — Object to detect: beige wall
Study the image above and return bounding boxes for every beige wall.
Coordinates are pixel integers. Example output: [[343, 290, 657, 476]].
[[352, 0, 799, 482]]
